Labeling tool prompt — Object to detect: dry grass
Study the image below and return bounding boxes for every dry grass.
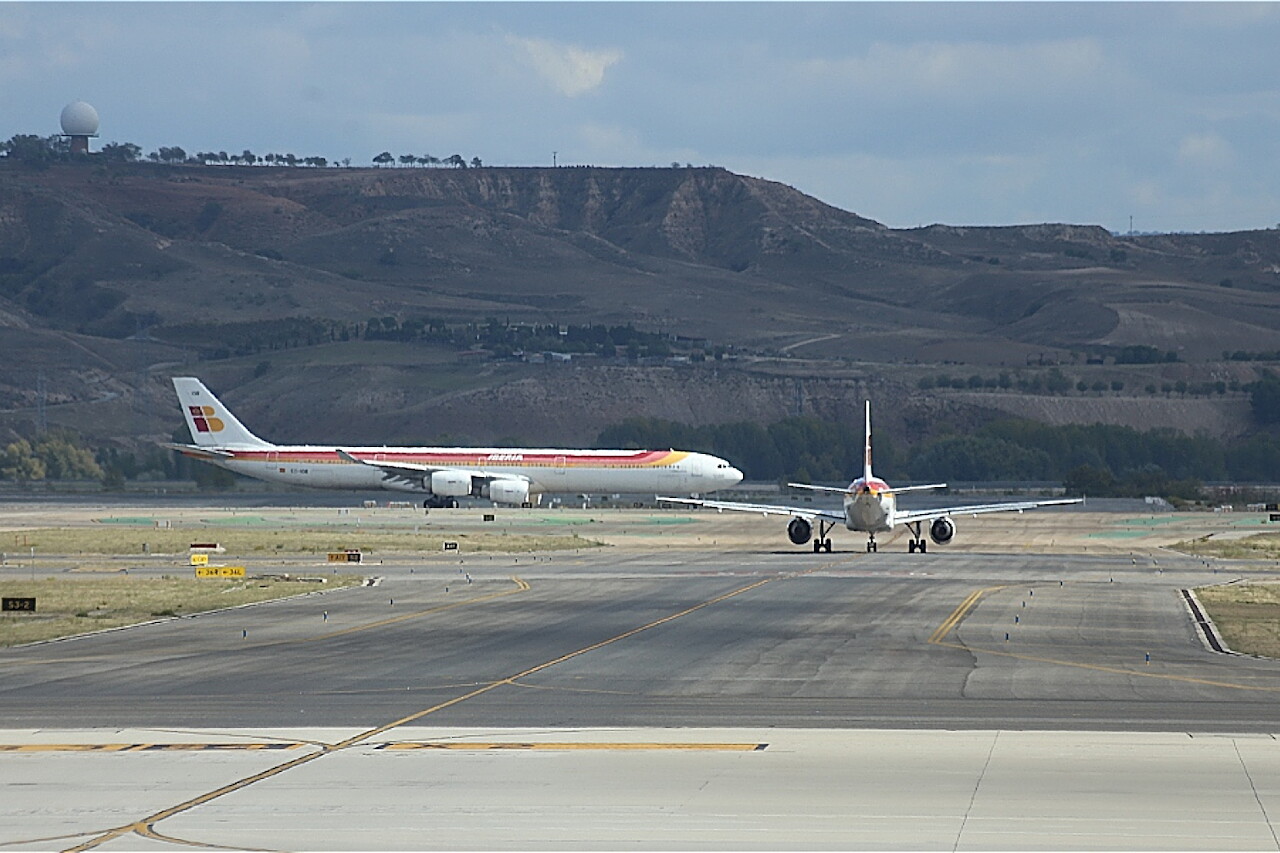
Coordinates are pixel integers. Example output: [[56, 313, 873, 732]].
[[0, 575, 363, 647], [4, 527, 600, 556], [1195, 582, 1280, 658], [1173, 532, 1280, 561]]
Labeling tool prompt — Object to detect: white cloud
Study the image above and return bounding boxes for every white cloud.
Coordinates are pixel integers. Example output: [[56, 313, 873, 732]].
[[508, 35, 621, 97], [799, 37, 1113, 101], [1177, 132, 1234, 170], [570, 122, 699, 168]]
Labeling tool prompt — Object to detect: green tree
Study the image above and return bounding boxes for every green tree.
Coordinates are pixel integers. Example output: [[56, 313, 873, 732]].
[[99, 142, 142, 162], [1045, 368, 1072, 394], [1250, 377, 1280, 424], [0, 134, 62, 167], [373, 151, 394, 167], [193, 464, 238, 491], [35, 435, 103, 480], [1063, 464, 1114, 496], [0, 440, 45, 481]]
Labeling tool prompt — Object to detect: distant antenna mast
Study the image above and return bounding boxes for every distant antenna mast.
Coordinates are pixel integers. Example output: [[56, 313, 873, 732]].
[[36, 373, 47, 435], [552, 151, 557, 168], [1129, 215, 1134, 236]]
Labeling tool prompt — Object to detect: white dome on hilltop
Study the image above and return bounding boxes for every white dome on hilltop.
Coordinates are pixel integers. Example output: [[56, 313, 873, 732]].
[[60, 101, 99, 136]]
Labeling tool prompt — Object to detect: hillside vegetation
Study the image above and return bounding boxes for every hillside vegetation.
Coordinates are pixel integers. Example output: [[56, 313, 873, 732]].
[[1, 158, 1278, 466]]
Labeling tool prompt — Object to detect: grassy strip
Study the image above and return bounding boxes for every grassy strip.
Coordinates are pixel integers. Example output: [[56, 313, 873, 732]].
[[1173, 532, 1280, 560], [3, 527, 601, 556], [1195, 582, 1280, 658], [0, 575, 363, 647]]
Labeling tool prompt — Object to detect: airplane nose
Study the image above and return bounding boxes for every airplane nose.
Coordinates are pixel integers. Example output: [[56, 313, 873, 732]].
[[723, 466, 744, 487]]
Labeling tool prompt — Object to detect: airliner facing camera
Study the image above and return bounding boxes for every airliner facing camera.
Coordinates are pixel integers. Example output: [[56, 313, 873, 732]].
[[168, 377, 741, 506], [662, 401, 1079, 553]]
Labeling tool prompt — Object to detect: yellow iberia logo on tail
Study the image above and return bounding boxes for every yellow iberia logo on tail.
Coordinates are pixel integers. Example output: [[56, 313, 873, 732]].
[[188, 405, 225, 433]]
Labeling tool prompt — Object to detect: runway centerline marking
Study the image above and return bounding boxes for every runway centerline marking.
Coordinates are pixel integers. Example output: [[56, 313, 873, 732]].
[[929, 584, 1280, 694], [62, 559, 836, 852]]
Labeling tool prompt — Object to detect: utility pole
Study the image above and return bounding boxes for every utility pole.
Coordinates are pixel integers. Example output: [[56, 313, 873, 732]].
[[36, 373, 46, 436], [552, 151, 557, 168]]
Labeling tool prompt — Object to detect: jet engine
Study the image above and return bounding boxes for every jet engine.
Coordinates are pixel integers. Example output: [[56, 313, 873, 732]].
[[787, 517, 813, 545], [929, 516, 956, 546], [429, 470, 471, 497], [487, 479, 531, 506]]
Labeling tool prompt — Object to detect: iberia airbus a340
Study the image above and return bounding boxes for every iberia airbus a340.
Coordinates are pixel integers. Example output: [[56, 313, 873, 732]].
[[662, 401, 1080, 553], [168, 377, 742, 506]]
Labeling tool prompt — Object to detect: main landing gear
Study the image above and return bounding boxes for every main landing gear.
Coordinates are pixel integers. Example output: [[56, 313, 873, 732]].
[[812, 518, 835, 553], [423, 497, 460, 509], [905, 520, 928, 553]]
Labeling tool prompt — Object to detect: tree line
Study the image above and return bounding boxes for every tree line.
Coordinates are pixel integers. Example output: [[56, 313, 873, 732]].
[[0, 133, 481, 171], [595, 414, 1280, 499]]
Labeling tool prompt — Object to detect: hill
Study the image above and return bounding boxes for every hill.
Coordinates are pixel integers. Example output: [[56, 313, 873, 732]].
[[1, 159, 1278, 449]]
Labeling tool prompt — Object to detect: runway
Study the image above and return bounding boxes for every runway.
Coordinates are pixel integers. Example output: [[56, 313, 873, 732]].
[[3, 508, 1280, 849]]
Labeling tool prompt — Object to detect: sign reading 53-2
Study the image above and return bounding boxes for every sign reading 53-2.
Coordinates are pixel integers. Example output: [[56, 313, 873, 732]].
[[2, 597, 36, 612]]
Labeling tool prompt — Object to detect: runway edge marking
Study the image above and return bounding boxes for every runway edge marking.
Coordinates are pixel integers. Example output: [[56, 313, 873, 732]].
[[930, 584, 1280, 694]]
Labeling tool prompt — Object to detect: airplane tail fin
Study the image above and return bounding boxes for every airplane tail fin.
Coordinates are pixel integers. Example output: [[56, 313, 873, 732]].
[[863, 400, 873, 481], [172, 377, 271, 448]]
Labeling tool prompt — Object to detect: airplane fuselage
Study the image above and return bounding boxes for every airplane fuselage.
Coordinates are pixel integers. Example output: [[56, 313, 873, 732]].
[[842, 476, 895, 533], [190, 444, 727, 496]]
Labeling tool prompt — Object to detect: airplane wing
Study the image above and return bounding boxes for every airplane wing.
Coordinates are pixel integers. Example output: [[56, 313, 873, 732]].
[[659, 495, 846, 525], [335, 449, 493, 486], [786, 482, 947, 495], [894, 497, 1082, 525]]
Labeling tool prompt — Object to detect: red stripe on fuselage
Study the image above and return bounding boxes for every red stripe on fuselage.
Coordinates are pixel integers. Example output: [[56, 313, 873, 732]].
[[219, 449, 685, 467]]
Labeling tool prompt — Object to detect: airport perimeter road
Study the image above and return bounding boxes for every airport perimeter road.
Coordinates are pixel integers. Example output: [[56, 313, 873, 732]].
[[1, 547, 1278, 731]]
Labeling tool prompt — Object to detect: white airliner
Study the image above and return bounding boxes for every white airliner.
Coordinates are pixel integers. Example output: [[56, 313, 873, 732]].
[[167, 377, 742, 506], [661, 401, 1080, 553]]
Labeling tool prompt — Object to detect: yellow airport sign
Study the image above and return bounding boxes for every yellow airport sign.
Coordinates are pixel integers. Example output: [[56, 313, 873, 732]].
[[190, 553, 209, 567], [194, 566, 246, 579]]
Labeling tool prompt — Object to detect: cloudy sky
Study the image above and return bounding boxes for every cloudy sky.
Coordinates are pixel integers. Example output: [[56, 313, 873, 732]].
[[4, 2, 1280, 233]]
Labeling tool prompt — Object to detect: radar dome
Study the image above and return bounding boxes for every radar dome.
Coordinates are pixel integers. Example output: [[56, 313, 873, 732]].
[[60, 101, 99, 136]]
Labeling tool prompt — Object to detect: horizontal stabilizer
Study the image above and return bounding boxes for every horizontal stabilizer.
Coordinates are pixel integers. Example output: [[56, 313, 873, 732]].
[[162, 442, 235, 460]]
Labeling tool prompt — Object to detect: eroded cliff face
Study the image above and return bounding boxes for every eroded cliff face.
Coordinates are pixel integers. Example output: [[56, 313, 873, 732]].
[[2, 162, 1279, 448]]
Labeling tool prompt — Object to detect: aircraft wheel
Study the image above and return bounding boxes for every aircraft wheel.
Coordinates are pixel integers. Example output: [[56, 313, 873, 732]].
[[908, 541, 917, 554], [824, 539, 833, 553], [919, 540, 927, 553]]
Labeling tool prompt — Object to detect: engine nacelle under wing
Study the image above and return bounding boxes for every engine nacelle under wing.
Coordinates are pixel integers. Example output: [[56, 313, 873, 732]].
[[487, 479, 531, 505], [787, 517, 813, 545], [430, 469, 472, 497], [929, 516, 956, 545]]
